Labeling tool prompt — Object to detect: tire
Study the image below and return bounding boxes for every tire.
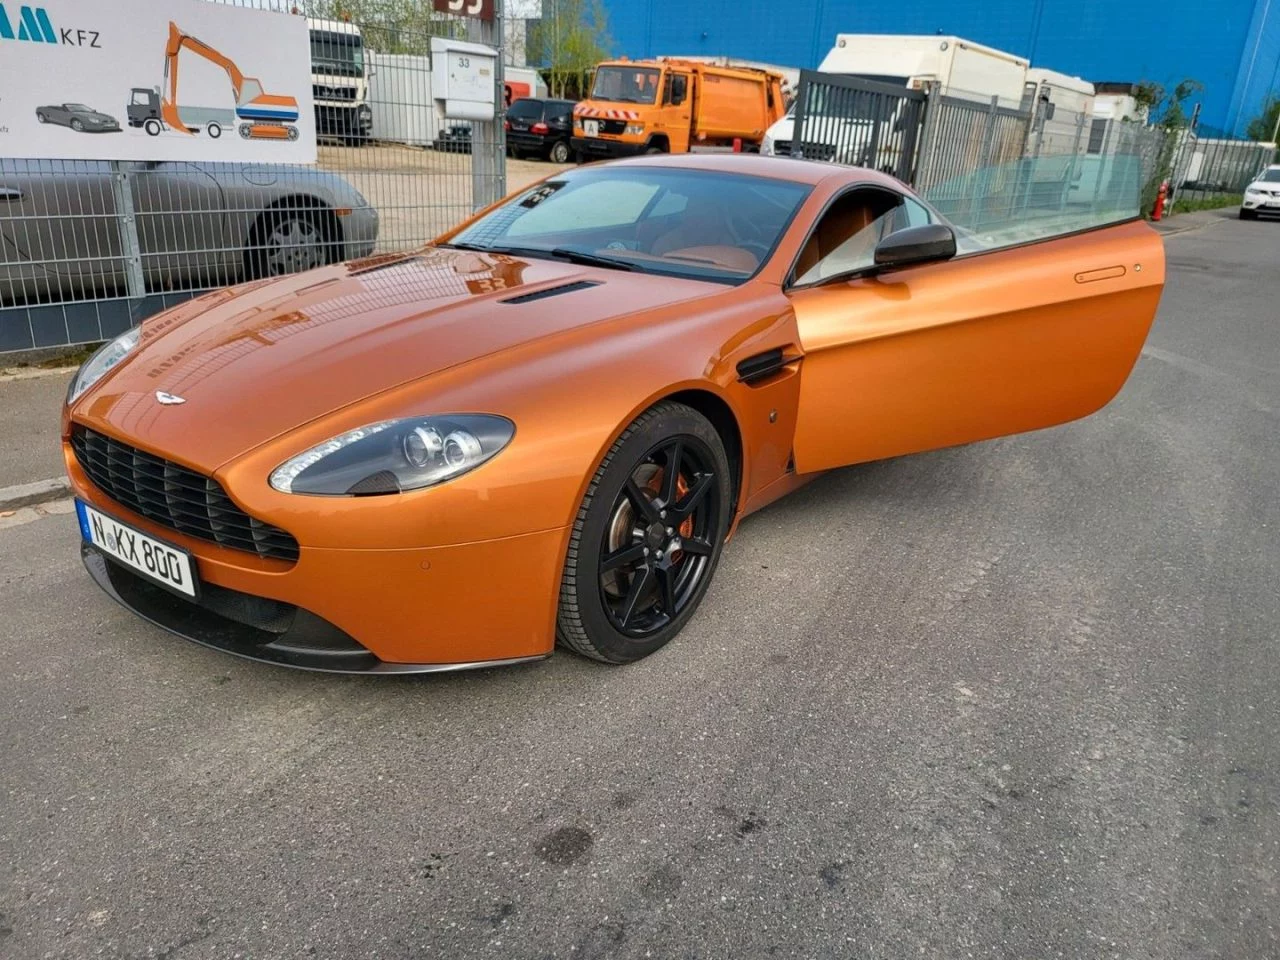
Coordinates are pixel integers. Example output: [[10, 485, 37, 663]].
[[239, 123, 253, 140], [645, 145, 665, 154], [247, 207, 338, 279], [145, 119, 162, 137], [207, 122, 222, 139], [36, 112, 47, 124], [70, 119, 84, 132], [549, 139, 571, 164], [557, 401, 732, 664]]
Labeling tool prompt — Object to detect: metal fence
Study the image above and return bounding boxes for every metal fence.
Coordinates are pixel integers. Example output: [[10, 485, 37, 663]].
[[1171, 135, 1276, 206], [0, 0, 508, 354], [789, 71, 926, 183]]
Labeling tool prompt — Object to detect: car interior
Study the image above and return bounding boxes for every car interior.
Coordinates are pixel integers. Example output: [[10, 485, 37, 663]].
[[793, 187, 927, 285]]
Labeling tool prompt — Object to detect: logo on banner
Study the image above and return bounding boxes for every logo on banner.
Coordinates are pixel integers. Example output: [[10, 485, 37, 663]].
[[0, 4, 55, 42], [0, 4, 100, 46]]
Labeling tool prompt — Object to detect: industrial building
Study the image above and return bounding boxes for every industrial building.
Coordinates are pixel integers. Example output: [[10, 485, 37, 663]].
[[598, 0, 1280, 136]]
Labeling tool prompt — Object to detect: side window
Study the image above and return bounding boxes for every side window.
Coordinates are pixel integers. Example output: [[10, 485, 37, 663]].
[[888, 196, 933, 234], [793, 188, 903, 285]]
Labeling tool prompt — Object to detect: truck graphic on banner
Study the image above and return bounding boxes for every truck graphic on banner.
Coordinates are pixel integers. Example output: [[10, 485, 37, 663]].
[[127, 22, 301, 141]]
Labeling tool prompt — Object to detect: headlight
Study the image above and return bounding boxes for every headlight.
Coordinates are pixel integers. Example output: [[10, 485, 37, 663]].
[[625, 123, 645, 136], [1245, 187, 1262, 195], [67, 327, 140, 403], [269, 414, 515, 496]]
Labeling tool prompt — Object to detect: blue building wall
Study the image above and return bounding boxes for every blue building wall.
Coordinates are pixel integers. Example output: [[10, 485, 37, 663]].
[[599, 0, 1280, 136]]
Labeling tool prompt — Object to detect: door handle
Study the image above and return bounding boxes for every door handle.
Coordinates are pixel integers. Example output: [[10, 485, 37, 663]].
[[0, 187, 23, 203]]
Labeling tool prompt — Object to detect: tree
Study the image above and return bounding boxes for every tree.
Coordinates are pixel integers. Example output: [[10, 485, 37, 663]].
[[527, 0, 612, 98], [1134, 78, 1203, 131], [305, 0, 465, 55], [1246, 94, 1280, 160]]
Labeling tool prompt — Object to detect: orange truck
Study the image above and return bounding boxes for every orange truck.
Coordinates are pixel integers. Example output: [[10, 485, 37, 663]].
[[571, 58, 786, 159]]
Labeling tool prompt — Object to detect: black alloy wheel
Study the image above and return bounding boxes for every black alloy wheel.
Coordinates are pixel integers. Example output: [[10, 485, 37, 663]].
[[557, 401, 732, 663]]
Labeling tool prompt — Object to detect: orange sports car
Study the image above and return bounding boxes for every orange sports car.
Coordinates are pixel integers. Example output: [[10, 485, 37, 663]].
[[62, 154, 1165, 673]]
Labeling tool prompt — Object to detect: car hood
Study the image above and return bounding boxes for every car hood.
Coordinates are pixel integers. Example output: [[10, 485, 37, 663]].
[[71, 248, 720, 472], [79, 111, 115, 121]]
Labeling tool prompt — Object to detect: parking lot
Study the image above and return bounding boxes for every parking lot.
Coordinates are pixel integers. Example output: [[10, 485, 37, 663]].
[[317, 144, 573, 247], [1, 212, 1278, 958]]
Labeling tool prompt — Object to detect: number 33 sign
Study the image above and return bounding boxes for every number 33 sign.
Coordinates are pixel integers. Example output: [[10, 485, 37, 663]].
[[432, 0, 495, 20]]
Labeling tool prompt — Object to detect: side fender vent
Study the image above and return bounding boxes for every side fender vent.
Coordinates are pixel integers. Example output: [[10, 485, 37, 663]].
[[501, 280, 600, 304], [737, 347, 797, 385]]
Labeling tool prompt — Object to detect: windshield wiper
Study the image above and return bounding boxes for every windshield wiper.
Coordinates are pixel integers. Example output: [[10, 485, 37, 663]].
[[547, 248, 636, 271], [439, 243, 636, 271]]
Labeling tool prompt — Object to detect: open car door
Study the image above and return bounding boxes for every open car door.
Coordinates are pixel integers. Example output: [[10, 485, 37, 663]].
[[785, 195, 1165, 474]]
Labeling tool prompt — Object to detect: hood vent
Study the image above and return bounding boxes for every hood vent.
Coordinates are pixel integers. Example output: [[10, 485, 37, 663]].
[[501, 280, 600, 305]]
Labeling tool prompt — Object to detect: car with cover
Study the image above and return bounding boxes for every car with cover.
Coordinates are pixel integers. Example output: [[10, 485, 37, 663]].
[[61, 153, 1165, 673], [0, 160, 378, 306]]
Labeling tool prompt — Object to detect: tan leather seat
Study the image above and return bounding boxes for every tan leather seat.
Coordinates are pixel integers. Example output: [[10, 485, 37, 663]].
[[651, 195, 732, 256], [795, 197, 874, 280]]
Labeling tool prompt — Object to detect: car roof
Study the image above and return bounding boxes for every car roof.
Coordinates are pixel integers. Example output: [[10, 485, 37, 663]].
[[601, 151, 904, 189]]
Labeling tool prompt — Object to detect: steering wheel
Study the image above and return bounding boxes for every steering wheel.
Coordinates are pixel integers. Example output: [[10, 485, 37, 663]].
[[725, 213, 772, 261]]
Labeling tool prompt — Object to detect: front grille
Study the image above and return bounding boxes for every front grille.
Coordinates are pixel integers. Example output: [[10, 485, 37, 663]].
[[313, 84, 357, 102], [773, 139, 793, 156], [71, 425, 299, 563], [600, 119, 627, 135]]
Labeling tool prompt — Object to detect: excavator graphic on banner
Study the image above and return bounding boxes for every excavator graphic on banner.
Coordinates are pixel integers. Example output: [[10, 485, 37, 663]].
[[126, 21, 301, 141]]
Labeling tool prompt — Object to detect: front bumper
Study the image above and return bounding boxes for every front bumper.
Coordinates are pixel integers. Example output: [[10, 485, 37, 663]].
[[571, 136, 646, 160], [83, 546, 546, 674], [315, 103, 372, 138], [67, 448, 568, 673], [1242, 195, 1280, 211]]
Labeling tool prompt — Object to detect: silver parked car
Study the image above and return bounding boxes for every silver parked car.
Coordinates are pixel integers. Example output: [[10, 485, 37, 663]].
[[0, 160, 378, 307]]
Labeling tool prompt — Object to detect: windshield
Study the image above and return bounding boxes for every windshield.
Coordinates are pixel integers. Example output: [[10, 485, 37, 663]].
[[446, 167, 811, 284], [1262, 169, 1280, 183], [65, 104, 93, 112], [591, 66, 661, 104], [310, 31, 364, 78]]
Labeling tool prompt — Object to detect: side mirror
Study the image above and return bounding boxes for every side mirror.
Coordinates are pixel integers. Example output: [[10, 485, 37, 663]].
[[873, 223, 957, 270]]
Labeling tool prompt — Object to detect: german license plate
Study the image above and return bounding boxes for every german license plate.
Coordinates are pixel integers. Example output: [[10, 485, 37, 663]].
[[583, 119, 599, 137], [76, 500, 197, 598]]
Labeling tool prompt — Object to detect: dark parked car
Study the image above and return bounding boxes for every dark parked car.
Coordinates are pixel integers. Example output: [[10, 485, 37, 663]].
[[505, 98, 576, 163], [35, 103, 121, 133]]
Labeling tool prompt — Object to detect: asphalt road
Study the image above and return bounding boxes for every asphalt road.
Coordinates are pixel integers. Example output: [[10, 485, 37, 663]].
[[2, 216, 1278, 960]]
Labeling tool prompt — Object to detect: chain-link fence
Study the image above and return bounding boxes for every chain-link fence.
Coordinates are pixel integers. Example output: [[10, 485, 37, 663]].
[[1, 0, 510, 354]]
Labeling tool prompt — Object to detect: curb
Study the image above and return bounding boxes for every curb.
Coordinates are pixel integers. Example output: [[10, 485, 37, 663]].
[[0, 477, 71, 512]]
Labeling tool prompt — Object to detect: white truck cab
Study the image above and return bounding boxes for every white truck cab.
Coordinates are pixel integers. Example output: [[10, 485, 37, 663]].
[[308, 17, 373, 145], [761, 34, 1029, 160]]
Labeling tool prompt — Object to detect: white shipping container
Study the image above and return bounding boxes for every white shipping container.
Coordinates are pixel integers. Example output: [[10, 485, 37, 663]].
[[368, 53, 439, 146], [819, 34, 1030, 106]]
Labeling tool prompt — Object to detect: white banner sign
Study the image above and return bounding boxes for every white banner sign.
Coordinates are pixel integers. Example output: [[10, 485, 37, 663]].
[[0, 0, 316, 162]]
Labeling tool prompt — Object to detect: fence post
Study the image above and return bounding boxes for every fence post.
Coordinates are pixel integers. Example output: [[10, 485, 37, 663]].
[[791, 72, 810, 160], [911, 84, 939, 190], [109, 161, 146, 303], [468, 0, 506, 211], [1060, 111, 1087, 210]]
